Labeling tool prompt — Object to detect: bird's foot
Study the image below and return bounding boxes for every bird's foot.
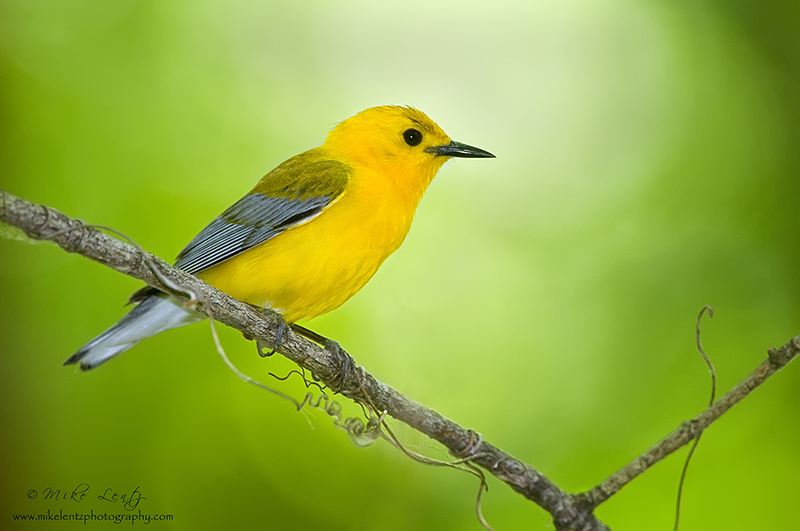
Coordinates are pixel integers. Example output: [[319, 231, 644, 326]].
[[290, 323, 357, 393], [319, 336, 356, 393]]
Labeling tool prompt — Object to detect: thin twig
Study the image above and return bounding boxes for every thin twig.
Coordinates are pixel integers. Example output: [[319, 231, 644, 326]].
[[208, 313, 304, 408]]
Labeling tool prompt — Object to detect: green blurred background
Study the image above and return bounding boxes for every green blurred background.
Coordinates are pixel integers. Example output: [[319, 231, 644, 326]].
[[1, 0, 798, 529]]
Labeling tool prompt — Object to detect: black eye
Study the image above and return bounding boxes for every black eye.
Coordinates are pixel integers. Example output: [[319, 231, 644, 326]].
[[403, 128, 423, 147]]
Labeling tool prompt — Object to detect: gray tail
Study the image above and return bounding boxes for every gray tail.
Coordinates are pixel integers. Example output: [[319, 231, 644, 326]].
[[65, 294, 203, 371]]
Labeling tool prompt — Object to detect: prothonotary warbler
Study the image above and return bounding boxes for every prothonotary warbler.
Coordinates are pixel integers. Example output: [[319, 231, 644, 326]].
[[66, 105, 495, 370]]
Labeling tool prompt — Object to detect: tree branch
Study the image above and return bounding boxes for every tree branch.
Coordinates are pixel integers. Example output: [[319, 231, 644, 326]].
[[2, 187, 797, 530], [584, 336, 800, 505]]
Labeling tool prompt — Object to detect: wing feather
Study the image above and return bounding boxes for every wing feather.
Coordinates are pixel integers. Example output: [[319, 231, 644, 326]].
[[174, 154, 350, 274]]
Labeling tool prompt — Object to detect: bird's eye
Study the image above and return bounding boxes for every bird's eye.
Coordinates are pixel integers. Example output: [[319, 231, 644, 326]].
[[403, 128, 423, 147]]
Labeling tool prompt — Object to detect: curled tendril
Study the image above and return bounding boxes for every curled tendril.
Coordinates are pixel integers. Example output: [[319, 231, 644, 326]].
[[268, 369, 326, 392], [452, 429, 485, 460], [295, 391, 386, 447], [674, 305, 717, 531]]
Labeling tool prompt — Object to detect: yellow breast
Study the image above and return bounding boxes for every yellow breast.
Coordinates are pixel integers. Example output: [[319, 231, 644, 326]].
[[196, 165, 415, 323]]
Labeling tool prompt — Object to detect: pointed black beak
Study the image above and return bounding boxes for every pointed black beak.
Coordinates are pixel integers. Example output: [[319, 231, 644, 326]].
[[426, 140, 495, 159]]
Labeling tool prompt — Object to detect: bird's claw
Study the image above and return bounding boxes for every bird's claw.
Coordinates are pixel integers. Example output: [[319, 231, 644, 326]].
[[257, 312, 288, 357]]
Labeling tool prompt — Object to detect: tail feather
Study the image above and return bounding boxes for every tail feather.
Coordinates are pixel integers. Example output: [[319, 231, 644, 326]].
[[65, 294, 203, 370]]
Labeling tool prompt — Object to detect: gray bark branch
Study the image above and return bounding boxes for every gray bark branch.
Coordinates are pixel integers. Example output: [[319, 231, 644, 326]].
[[3, 188, 797, 531]]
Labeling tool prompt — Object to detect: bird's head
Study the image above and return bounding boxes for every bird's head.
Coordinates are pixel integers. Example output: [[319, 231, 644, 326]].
[[324, 105, 494, 199]]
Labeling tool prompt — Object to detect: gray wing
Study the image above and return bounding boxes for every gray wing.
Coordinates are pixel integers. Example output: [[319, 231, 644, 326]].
[[175, 156, 350, 275]]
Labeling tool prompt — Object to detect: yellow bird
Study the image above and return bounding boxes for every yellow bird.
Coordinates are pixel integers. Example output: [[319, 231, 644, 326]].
[[66, 105, 494, 370]]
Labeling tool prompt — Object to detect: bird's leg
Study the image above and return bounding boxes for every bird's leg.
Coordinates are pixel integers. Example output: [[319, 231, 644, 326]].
[[290, 323, 356, 392]]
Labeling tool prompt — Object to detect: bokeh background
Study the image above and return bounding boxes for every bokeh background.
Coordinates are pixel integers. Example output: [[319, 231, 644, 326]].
[[1, 0, 798, 529]]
